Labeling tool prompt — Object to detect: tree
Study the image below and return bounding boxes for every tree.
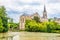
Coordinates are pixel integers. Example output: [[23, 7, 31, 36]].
[[0, 17, 4, 32], [33, 16, 40, 23], [0, 6, 8, 32]]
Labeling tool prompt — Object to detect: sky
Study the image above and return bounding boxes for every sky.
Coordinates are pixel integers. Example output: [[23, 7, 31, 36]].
[[0, 0, 60, 23]]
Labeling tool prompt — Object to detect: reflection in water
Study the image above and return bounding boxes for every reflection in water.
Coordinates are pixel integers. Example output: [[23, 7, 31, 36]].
[[0, 32, 19, 40], [13, 34, 19, 40], [0, 32, 60, 40]]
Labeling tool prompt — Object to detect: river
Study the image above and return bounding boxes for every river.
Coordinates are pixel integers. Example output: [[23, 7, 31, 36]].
[[0, 32, 60, 40]]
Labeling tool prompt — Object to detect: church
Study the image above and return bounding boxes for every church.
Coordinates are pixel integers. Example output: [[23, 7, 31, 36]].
[[19, 6, 48, 30]]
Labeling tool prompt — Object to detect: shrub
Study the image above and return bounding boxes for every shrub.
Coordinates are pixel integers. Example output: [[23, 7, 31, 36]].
[[25, 20, 60, 33]]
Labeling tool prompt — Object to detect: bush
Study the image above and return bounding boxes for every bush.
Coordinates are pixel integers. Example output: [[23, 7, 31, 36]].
[[25, 20, 60, 33]]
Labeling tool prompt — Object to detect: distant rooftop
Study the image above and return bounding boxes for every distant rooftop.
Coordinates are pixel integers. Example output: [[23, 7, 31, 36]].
[[21, 12, 39, 17], [22, 13, 32, 16]]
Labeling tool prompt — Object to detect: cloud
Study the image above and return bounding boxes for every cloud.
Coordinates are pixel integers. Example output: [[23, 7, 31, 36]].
[[15, 0, 45, 4], [0, 0, 60, 23], [47, 0, 60, 3], [46, 3, 60, 14]]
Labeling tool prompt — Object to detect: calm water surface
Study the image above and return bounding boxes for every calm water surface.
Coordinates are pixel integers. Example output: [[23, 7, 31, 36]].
[[0, 32, 60, 40]]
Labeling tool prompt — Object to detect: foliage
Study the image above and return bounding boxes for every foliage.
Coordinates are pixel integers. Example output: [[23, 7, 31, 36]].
[[0, 6, 8, 33], [0, 17, 4, 32], [25, 20, 47, 32], [10, 23, 19, 29], [8, 18, 19, 31], [25, 19, 60, 33], [33, 16, 40, 23]]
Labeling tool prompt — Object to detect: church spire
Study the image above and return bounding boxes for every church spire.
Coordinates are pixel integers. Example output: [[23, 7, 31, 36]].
[[43, 5, 47, 19], [44, 5, 46, 12]]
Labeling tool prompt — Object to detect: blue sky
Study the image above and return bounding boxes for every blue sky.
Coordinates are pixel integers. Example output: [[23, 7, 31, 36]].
[[0, 0, 60, 23]]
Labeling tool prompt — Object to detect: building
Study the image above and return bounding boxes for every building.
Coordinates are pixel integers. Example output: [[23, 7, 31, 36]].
[[54, 17, 60, 24], [19, 6, 48, 30]]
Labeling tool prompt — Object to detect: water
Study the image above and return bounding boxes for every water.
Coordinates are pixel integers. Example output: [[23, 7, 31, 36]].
[[0, 32, 60, 40]]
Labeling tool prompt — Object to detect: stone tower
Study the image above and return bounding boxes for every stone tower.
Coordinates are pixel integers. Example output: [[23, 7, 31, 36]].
[[43, 5, 47, 19], [19, 13, 32, 30], [19, 15, 25, 30]]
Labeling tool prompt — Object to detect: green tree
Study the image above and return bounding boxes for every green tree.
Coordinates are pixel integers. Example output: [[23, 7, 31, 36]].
[[33, 16, 40, 23], [0, 6, 8, 32], [25, 18, 60, 33], [0, 17, 3, 32]]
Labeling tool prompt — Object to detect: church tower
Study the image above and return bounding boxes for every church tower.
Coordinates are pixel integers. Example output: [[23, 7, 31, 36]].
[[43, 5, 47, 19]]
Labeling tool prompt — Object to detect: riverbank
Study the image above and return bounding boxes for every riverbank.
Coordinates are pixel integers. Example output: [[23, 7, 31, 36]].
[[0, 32, 60, 40]]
